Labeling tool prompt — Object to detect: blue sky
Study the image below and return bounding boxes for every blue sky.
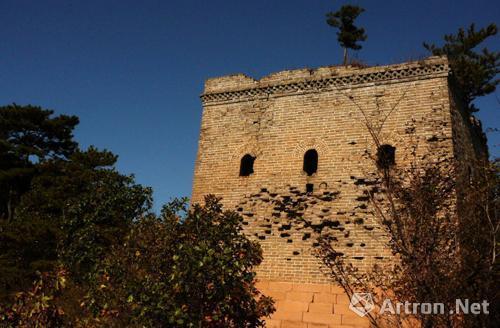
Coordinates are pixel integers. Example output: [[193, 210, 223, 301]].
[[1, 0, 498, 210]]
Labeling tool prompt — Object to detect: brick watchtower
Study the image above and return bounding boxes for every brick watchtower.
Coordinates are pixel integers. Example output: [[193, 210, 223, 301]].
[[191, 57, 485, 327]]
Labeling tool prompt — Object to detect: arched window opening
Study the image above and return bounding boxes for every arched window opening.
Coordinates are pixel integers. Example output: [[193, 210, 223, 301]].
[[239, 154, 255, 176], [376, 144, 396, 169], [303, 149, 318, 176]]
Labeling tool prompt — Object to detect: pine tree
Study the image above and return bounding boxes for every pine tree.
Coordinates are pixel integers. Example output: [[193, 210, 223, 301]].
[[326, 4, 367, 65], [424, 24, 499, 113]]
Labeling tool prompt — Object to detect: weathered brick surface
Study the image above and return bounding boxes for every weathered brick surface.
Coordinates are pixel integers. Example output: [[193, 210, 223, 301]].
[[259, 280, 372, 328], [282, 320, 308, 328], [302, 312, 342, 326], [191, 56, 486, 327], [279, 300, 310, 313], [308, 302, 334, 313], [314, 293, 335, 304]]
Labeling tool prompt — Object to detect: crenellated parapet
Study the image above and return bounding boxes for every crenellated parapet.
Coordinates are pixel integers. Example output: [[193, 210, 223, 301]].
[[201, 56, 449, 105]]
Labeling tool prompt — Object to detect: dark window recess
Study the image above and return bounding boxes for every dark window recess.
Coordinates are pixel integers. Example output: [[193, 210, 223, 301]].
[[376, 144, 396, 169], [306, 183, 314, 193], [239, 154, 255, 176], [303, 149, 318, 176]]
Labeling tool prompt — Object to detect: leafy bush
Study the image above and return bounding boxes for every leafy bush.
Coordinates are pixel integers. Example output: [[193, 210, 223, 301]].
[[0, 268, 67, 328], [83, 196, 274, 327]]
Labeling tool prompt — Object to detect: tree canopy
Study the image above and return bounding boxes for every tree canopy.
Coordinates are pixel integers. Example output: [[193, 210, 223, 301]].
[[326, 4, 367, 65], [0, 107, 152, 300], [424, 23, 499, 113], [0, 104, 79, 221], [0, 104, 274, 326]]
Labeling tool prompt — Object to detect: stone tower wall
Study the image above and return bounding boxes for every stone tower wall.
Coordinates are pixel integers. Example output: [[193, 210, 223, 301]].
[[190, 57, 481, 327], [192, 57, 454, 281]]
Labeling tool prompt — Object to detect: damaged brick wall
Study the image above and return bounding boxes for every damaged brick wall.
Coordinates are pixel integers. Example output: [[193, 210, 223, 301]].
[[190, 56, 491, 327], [192, 57, 460, 285], [447, 82, 489, 187], [235, 182, 391, 283]]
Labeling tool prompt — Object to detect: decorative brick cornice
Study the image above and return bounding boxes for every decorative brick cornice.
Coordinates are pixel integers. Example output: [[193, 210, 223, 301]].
[[201, 59, 449, 105]]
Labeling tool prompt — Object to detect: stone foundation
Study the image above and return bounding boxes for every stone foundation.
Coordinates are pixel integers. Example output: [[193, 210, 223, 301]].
[[257, 280, 369, 328]]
